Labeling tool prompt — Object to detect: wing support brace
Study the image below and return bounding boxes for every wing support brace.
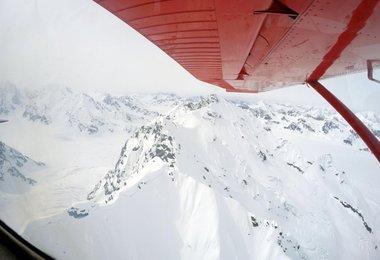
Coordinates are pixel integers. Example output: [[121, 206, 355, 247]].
[[307, 80, 380, 163], [305, 0, 380, 163], [367, 60, 380, 84]]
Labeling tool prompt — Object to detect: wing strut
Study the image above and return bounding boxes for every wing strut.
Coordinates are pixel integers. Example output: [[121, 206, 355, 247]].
[[307, 80, 380, 163]]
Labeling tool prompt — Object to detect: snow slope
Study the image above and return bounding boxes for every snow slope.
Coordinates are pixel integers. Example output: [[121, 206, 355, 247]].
[[21, 94, 380, 259], [0, 141, 44, 193], [0, 84, 180, 233]]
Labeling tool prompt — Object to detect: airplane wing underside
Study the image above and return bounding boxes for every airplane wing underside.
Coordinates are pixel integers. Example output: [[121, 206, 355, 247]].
[[94, 0, 380, 92]]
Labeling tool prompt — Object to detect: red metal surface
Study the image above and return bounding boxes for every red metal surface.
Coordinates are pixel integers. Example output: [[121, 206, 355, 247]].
[[95, 0, 230, 89], [323, 1, 380, 80], [307, 80, 380, 163], [308, 0, 379, 81], [95, 0, 380, 92], [242, 0, 380, 91]]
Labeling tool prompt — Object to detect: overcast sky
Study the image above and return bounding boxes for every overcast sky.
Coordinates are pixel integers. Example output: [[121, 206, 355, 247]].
[[0, 0, 379, 112], [0, 0, 217, 95]]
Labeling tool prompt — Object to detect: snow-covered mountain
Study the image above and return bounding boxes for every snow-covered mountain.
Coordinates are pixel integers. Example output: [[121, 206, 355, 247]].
[[0, 83, 182, 233], [0, 82, 178, 135], [88, 95, 379, 204], [0, 141, 44, 193], [20, 93, 380, 260], [87, 95, 371, 202]]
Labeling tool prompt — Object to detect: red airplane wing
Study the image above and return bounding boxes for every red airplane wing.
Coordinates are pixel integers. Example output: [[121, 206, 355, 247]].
[[94, 0, 380, 92]]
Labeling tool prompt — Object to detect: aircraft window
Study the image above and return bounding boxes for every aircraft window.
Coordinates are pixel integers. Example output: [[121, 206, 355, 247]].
[[1, 1, 379, 259]]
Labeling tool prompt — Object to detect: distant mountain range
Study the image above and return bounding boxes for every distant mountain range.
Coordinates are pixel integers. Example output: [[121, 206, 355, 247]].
[[0, 81, 178, 135]]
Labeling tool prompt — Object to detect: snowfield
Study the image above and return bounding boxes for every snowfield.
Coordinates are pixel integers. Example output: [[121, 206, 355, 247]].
[[1, 84, 380, 259]]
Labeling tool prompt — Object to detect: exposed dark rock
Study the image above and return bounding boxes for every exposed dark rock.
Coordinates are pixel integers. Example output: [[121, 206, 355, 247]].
[[322, 121, 339, 134], [67, 207, 89, 219], [251, 216, 259, 227], [334, 197, 372, 233], [88, 120, 178, 202], [284, 123, 302, 132], [258, 151, 267, 161], [286, 163, 304, 174], [343, 139, 352, 145]]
